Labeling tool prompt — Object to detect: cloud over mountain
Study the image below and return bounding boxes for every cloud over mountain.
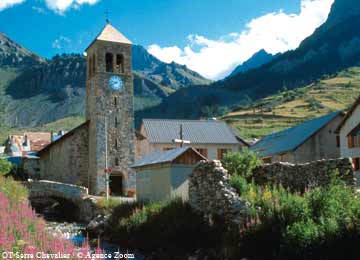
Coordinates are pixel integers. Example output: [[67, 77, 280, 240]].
[[0, 0, 100, 13], [148, 0, 334, 80], [0, 0, 25, 11]]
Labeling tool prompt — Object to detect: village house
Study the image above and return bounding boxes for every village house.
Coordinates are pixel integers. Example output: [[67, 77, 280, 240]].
[[251, 111, 344, 164], [137, 119, 248, 160], [335, 96, 360, 183], [5, 132, 53, 157], [131, 147, 207, 202]]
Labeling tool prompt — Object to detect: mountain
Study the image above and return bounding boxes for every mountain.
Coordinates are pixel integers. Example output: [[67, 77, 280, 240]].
[[133, 45, 210, 90], [0, 33, 44, 67], [0, 34, 210, 129], [223, 67, 360, 139], [228, 49, 279, 77], [141, 0, 360, 121]]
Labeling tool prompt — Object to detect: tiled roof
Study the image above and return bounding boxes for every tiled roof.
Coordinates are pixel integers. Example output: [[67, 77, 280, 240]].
[[142, 119, 240, 145], [251, 111, 342, 157], [131, 147, 206, 168]]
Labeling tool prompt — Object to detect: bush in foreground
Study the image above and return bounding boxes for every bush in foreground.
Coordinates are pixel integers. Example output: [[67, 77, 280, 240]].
[[106, 199, 224, 255], [230, 175, 360, 259]]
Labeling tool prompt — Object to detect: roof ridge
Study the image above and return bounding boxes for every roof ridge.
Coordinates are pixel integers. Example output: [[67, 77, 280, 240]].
[[142, 118, 226, 122]]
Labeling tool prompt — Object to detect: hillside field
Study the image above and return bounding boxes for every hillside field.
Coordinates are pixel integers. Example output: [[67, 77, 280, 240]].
[[225, 67, 360, 139]]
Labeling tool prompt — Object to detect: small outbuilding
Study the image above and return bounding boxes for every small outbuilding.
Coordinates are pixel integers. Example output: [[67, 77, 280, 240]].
[[131, 147, 207, 202]]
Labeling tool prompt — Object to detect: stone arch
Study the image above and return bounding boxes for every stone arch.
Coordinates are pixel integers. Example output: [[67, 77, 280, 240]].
[[30, 194, 81, 221], [25, 181, 95, 222], [116, 54, 124, 73], [105, 52, 114, 72]]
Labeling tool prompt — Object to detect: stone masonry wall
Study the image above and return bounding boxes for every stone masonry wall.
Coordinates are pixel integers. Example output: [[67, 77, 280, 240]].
[[252, 158, 356, 191], [188, 160, 250, 225]]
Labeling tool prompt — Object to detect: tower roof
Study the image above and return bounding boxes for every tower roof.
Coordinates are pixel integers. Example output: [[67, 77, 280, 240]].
[[86, 23, 132, 50]]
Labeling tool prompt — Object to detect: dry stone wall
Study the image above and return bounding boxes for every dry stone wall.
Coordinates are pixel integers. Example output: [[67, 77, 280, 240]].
[[252, 158, 355, 191], [188, 160, 250, 225]]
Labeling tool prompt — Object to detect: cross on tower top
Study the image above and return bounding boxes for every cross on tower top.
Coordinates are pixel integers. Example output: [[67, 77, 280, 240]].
[[105, 10, 111, 23]]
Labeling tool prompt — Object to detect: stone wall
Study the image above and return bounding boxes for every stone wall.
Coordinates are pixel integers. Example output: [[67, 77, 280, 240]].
[[188, 160, 250, 225], [39, 122, 89, 187], [252, 158, 355, 191]]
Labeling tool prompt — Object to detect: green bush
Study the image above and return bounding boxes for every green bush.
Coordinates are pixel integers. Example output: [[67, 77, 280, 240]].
[[221, 147, 262, 177], [0, 159, 12, 176], [107, 199, 224, 254], [234, 175, 360, 260]]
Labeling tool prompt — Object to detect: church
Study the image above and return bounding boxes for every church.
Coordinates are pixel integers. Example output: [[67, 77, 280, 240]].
[[36, 23, 246, 197]]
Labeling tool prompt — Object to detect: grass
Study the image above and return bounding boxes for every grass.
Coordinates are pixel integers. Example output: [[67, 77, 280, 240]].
[[224, 67, 360, 139]]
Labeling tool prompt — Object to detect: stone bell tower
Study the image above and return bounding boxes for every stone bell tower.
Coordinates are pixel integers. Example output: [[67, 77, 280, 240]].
[[85, 22, 135, 196]]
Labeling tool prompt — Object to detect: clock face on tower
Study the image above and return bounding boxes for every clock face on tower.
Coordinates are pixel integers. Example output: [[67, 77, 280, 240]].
[[109, 76, 123, 91]]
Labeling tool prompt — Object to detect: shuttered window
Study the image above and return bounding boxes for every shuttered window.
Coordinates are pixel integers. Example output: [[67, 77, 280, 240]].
[[217, 149, 230, 160], [352, 158, 360, 171]]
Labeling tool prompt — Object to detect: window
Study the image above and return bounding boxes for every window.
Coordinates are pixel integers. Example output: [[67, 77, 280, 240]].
[[115, 158, 120, 166], [114, 139, 118, 149], [196, 148, 208, 158], [88, 56, 92, 77], [92, 54, 96, 75], [105, 52, 113, 72], [115, 117, 118, 128], [116, 54, 124, 73], [347, 126, 360, 149], [336, 135, 340, 147], [352, 158, 360, 171], [114, 97, 118, 107], [217, 149, 230, 160]]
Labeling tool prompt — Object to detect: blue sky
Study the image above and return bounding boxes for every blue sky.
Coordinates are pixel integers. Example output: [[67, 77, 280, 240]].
[[0, 0, 334, 79]]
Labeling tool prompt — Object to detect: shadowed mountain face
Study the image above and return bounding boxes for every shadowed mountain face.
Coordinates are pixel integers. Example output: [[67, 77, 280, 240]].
[[228, 49, 279, 78], [139, 0, 360, 121], [0, 37, 210, 128], [0, 33, 210, 127]]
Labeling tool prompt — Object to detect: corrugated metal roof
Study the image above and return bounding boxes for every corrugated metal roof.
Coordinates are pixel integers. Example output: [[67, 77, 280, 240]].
[[131, 147, 205, 168], [251, 111, 342, 157], [142, 119, 240, 144]]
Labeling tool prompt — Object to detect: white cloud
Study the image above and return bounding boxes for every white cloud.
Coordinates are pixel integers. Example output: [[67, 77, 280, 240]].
[[52, 35, 71, 49], [148, 0, 335, 80], [32, 6, 47, 14], [0, 0, 25, 11], [44, 0, 99, 14]]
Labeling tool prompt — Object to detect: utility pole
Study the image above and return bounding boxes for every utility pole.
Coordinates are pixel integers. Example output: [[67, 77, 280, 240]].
[[173, 124, 190, 147], [104, 116, 110, 200]]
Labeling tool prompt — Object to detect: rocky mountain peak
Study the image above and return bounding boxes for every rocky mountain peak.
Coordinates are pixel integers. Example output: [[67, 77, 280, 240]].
[[0, 32, 44, 67]]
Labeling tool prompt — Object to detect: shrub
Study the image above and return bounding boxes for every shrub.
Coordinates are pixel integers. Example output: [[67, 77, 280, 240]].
[[222, 147, 262, 178], [236, 175, 360, 260], [107, 199, 224, 254], [0, 159, 12, 176]]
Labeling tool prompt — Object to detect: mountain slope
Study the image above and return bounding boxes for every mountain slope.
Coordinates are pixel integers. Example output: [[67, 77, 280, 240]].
[[0, 33, 44, 67], [0, 36, 210, 128], [228, 49, 279, 77], [224, 67, 360, 139], [142, 0, 360, 121]]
